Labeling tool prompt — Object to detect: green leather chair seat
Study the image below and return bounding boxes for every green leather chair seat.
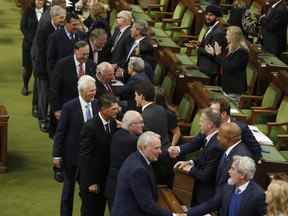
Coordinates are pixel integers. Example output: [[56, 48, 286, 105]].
[[154, 37, 180, 49], [151, 26, 172, 37], [133, 11, 152, 22], [280, 150, 288, 161], [130, 4, 145, 13], [178, 94, 195, 122], [153, 64, 165, 85], [176, 53, 198, 65], [190, 111, 201, 135]]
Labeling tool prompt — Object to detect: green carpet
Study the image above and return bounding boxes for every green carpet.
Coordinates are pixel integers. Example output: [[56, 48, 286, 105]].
[[0, 1, 94, 215]]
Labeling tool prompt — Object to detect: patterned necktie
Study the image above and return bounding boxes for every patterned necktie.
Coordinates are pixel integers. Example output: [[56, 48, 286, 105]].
[[78, 63, 85, 78], [85, 104, 92, 121]]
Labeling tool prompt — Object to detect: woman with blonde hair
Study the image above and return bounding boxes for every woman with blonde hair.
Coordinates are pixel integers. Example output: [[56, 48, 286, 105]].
[[206, 25, 249, 101], [266, 174, 288, 216]]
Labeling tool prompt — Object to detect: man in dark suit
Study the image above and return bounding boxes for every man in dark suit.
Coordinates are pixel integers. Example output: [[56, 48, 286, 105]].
[[95, 62, 115, 98], [123, 21, 155, 71], [187, 156, 266, 216], [105, 110, 144, 208], [210, 98, 262, 161], [108, 10, 133, 67], [79, 94, 119, 216], [197, 4, 226, 80], [47, 11, 86, 74], [52, 75, 98, 216], [261, 0, 288, 56], [215, 122, 252, 186], [170, 108, 224, 205], [88, 28, 111, 65], [111, 131, 181, 216], [50, 41, 95, 122], [34, 5, 66, 132]]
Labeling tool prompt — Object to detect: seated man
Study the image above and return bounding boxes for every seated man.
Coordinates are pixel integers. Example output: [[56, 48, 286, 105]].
[[111, 131, 183, 216], [187, 156, 266, 216]]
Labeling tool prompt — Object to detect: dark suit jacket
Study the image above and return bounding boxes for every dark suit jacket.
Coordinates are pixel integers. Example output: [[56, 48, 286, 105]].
[[261, 0, 288, 56], [109, 26, 133, 66], [35, 20, 56, 79], [215, 48, 248, 94], [197, 23, 226, 77], [105, 128, 138, 201], [88, 42, 112, 65], [216, 142, 252, 186], [95, 78, 113, 99], [53, 98, 99, 167], [142, 103, 170, 148], [111, 151, 172, 216], [47, 28, 86, 73], [180, 133, 224, 204], [234, 120, 262, 160], [188, 181, 266, 216], [50, 55, 96, 112], [79, 113, 117, 190]]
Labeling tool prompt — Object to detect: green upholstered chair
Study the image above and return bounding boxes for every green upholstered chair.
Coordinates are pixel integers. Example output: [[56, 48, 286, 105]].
[[251, 96, 288, 143], [239, 82, 282, 122], [245, 64, 257, 94], [189, 110, 201, 136], [109, 9, 118, 34], [146, 0, 170, 17], [177, 94, 195, 123], [153, 64, 165, 85], [161, 75, 176, 102]]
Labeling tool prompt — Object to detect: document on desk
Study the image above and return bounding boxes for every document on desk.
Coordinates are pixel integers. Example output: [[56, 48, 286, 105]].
[[248, 125, 273, 145]]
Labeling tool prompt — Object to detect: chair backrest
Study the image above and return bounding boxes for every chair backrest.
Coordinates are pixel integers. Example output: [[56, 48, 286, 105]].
[[172, 2, 186, 20], [197, 26, 208, 42], [276, 97, 288, 129], [160, 0, 170, 12], [190, 110, 201, 135], [153, 64, 165, 85], [178, 94, 195, 122], [261, 83, 282, 109], [161, 75, 176, 102], [246, 64, 257, 94], [109, 9, 117, 34], [180, 9, 194, 31]]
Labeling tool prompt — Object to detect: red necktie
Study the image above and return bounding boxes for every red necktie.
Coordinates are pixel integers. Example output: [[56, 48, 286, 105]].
[[78, 63, 85, 78]]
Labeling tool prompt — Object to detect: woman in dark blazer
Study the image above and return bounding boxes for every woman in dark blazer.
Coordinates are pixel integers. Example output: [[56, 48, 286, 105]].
[[206, 26, 249, 101], [20, 0, 45, 95]]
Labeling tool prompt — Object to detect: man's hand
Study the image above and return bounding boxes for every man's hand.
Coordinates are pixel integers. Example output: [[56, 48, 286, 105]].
[[88, 184, 98, 193], [214, 42, 222, 56], [205, 44, 214, 55], [168, 146, 180, 158], [174, 214, 187, 216], [52, 158, 61, 168], [174, 161, 192, 171], [54, 110, 61, 120]]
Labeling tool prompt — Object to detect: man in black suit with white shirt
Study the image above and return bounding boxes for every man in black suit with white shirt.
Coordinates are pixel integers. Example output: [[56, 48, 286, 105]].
[[53, 75, 98, 216], [79, 94, 119, 216]]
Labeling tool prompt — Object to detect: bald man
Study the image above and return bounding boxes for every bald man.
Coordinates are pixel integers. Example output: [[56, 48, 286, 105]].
[[216, 122, 252, 187]]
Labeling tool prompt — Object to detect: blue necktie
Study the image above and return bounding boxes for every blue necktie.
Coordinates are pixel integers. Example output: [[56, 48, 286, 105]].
[[85, 104, 92, 121]]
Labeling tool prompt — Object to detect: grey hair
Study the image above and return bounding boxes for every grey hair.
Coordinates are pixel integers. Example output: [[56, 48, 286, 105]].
[[137, 131, 160, 150], [133, 21, 148, 36], [89, 28, 107, 40], [232, 156, 256, 180], [77, 75, 96, 93], [201, 107, 222, 128], [128, 57, 145, 73], [121, 110, 142, 129], [96, 62, 113, 75], [50, 5, 66, 18], [117, 10, 133, 22]]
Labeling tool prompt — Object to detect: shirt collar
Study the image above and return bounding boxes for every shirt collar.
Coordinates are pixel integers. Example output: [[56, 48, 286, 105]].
[[79, 95, 91, 107], [236, 181, 249, 194], [139, 150, 151, 165], [35, 8, 43, 13], [51, 20, 57, 30], [205, 130, 218, 143], [119, 25, 130, 33], [225, 140, 241, 156], [272, 0, 282, 8], [74, 55, 82, 66], [98, 112, 109, 125], [142, 102, 153, 112], [135, 36, 145, 44]]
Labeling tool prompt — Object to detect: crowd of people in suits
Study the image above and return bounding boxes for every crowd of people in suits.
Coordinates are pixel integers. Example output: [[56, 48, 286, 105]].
[[16, 0, 288, 215]]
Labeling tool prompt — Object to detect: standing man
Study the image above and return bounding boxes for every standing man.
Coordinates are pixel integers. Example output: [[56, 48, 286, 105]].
[[187, 156, 266, 216], [210, 98, 262, 161], [52, 75, 98, 216], [171, 108, 224, 205], [111, 131, 183, 216], [105, 110, 144, 208], [79, 94, 119, 216], [50, 40, 96, 121], [197, 4, 226, 80], [35, 5, 66, 132], [47, 11, 85, 73], [261, 0, 288, 56], [215, 122, 252, 187], [88, 28, 111, 65]]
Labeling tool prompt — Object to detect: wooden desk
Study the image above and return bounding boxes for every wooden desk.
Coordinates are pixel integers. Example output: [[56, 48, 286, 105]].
[[0, 105, 9, 173]]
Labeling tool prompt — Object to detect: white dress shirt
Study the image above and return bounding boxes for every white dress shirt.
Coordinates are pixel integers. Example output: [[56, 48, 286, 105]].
[[79, 96, 93, 122]]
